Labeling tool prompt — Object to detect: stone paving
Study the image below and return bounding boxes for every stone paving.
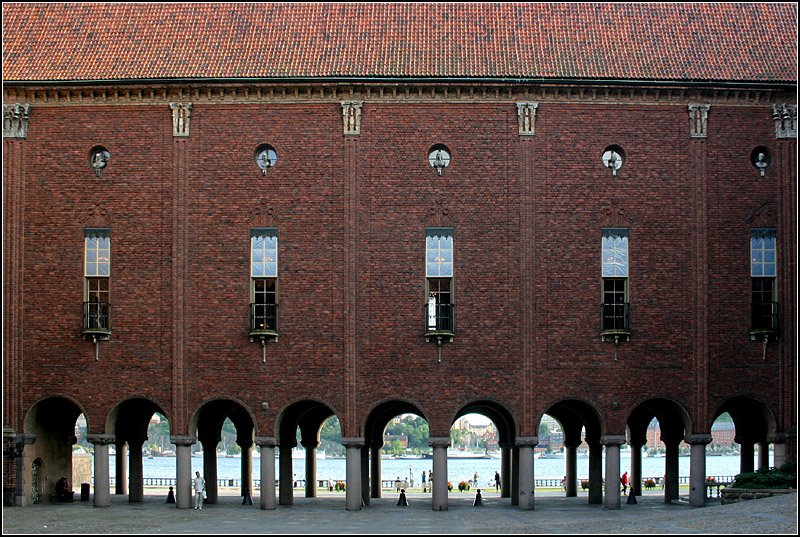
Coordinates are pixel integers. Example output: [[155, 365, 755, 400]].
[[2, 490, 796, 534]]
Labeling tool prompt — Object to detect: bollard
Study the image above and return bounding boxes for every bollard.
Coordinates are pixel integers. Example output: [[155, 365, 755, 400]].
[[473, 489, 483, 506], [397, 489, 408, 506], [242, 487, 253, 505], [166, 486, 175, 504], [626, 487, 637, 504]]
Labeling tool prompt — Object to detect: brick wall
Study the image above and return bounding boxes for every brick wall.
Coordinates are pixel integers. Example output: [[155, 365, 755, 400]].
[[4, 90, 795, 442]]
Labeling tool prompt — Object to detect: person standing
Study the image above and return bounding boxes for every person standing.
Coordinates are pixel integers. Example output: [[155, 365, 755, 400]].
[[494, 471, 501, 491], [193, 471, 206, 510], [620, 471, 629, 495]]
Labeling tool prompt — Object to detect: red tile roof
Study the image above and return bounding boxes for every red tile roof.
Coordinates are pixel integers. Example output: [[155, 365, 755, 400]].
[[2, 2, 797, 84]]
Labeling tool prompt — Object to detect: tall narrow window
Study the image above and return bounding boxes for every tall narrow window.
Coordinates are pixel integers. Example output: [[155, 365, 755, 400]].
[[250, 228, 279, 340], [425, 228, 454, 337], [83, 228, 111, 337], [601, 228, 630, 340], [750, 228, 778, 339]]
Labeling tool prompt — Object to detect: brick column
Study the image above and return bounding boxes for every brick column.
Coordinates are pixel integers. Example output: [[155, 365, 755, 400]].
[[199, 434, 219, 504], [499, 442, 511, 498], [370, 444, 383, 498], [127, 438, 146, 502], [278, 440, 295, 505], [302, 440, 318, 498], [114, 441, 127, 495], [587, 437, 603, 505], [663, 436, 681, 503]]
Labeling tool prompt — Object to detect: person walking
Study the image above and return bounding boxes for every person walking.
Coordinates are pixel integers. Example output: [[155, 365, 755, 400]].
[[620, 471, 629, 495], [193, 471, 206, 510], [494, 471, 501, 491]]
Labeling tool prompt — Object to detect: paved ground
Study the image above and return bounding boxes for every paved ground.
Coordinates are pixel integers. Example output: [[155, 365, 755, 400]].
[[3, 490, 796, 534]]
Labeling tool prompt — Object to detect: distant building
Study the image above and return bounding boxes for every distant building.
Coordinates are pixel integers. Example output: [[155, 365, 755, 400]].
[[383, 434, 408, 448]]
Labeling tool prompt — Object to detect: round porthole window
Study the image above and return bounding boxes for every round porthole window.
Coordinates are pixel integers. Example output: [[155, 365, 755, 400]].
[[602, 145, 625, 176], [428, 144, 451, 176], [89, 146, 111, 177], [255, 144, 278, 175]]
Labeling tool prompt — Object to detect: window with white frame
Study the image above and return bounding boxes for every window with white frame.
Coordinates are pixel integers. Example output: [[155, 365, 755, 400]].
[[601, 228, 629, 335], [84, 228, 111, 330], [425, 228, 454, 333], [250, 228, 278, 333], [750, 228, 777, 334]]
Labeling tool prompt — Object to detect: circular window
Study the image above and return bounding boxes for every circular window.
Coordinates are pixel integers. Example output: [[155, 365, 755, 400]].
[[89, 146, 111, 177], [428, 144, 451, 176], [602, 145, 625, 176], [750, 146, 771, 176], [255, 144, 278, 174]]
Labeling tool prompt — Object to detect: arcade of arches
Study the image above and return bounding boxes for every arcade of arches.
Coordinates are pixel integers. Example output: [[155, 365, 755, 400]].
[[6, 395, 791, 511]]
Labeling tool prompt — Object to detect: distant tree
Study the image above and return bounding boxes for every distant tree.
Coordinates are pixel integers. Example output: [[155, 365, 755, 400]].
[[539, 422, 551, 436]]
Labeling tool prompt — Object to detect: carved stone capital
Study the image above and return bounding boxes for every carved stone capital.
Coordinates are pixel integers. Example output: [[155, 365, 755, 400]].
[[341, 101, 363, 135], [516, 102, 538, 135], [3, 103, 30, 139], [169, 102, 192, 137], [684, 433, 713, 446], [255, 436, 277, 448], [428, 436, 451, 449], [600, 435, 627, 446], [516, 436, 539, 447], [87, 434, 116, 446], [340, 437, 365, 449], [169, 435, 196, 446], [688, 104, 710, 138], [773, 103, 797, 139]]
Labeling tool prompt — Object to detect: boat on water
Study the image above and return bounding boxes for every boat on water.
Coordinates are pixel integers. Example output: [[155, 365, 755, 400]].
[[422, 449, 491, 459], [538, 452, 564, 459], [291, 448, 327, 460]]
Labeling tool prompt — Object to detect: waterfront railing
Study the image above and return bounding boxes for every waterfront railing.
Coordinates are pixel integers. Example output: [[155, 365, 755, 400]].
[[104, 475, 737, 490]]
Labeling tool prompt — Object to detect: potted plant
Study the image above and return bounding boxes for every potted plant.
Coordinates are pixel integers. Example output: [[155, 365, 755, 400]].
[[458, 480, 471, 492]]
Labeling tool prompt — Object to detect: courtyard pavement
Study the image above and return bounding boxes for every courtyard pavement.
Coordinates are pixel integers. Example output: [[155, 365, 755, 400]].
[[2, 489, 796, 534]]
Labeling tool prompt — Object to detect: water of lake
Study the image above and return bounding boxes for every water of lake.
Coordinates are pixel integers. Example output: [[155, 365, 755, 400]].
[[105, 451, 765, 484]]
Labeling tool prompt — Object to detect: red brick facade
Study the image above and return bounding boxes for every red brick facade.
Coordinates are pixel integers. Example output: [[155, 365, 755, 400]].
[[2, 3, 796, 510]]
